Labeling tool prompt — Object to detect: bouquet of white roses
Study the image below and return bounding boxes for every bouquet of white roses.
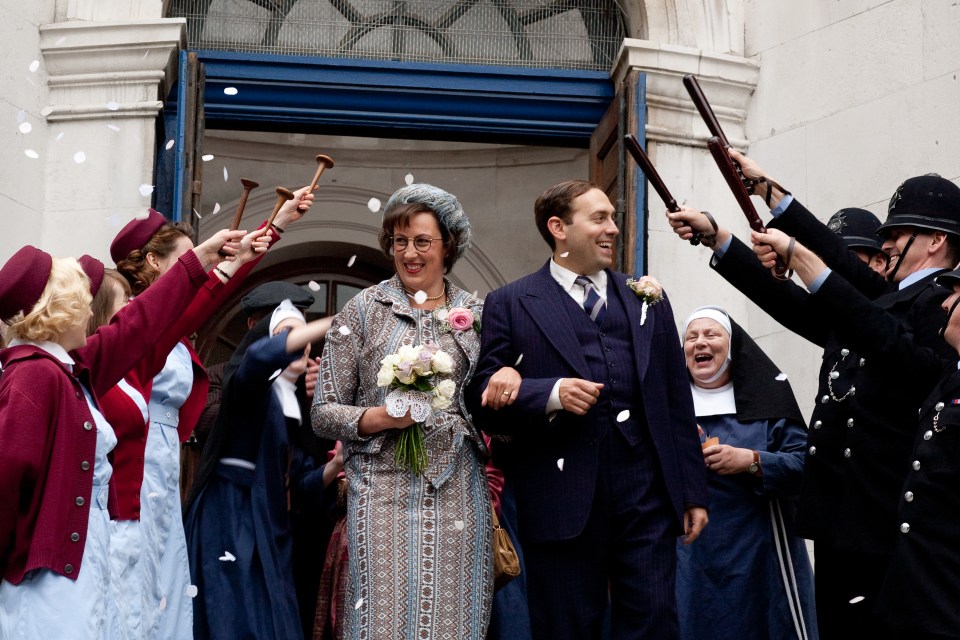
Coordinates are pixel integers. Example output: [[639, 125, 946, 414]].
[[376, 343, 456, 473]]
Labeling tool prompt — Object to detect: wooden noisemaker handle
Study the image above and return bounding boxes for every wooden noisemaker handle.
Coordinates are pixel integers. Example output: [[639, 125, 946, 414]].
[[266, 187, 295, 230], [308, 154, 335, 192], [230, 178, 260, 231]]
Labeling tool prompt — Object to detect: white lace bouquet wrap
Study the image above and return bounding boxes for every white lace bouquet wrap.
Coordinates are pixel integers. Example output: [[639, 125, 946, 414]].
[[376, 343, 456, 473]]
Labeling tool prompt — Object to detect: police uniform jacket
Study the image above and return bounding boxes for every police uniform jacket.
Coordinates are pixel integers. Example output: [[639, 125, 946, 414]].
[[711, 197, 951, 555], [806, 268, 960, 636]]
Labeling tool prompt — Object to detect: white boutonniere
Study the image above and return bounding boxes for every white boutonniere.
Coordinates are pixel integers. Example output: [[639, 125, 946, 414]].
[[626, 275, 664, 326]]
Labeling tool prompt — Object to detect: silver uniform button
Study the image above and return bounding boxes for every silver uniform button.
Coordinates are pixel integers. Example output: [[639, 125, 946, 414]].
[[913, 460, 921, 471], [935, 402, 945, 411], [83, 421, 93, 431], [850, 386, 856, 396], [841, 348, 850, 357], [75, 496, 85, 506], [923, 430, 933, 440], [904, 491, 914, 502], [70, 532, 80, 542], [808, 446, 817, 455], [64, 564, 74, 574], [80, 461, 90, 471], [830, 371, 839, 380], [900, 523, 911, 534], [813, 420, 822, 430], [843, 448, 852, 458], [847, 418, 854, 428], [821, 395, 830, 404], [859, 358, 866, 366]]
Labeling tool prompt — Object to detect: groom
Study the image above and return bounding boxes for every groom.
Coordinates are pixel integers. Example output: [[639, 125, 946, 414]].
[[468, 180, 708, 639]]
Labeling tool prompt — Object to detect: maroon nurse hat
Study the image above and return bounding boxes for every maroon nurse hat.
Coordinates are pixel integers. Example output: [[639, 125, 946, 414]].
[[109, 209, 167, 264], [0, 245, 53, 321]]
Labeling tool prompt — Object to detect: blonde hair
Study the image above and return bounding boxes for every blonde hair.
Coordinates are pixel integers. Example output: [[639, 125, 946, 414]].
[[8, 257, 92, 343]]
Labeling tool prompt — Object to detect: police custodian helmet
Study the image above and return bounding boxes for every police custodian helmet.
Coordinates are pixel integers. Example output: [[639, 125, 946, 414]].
[[827, 208, 884, 253], [877, 174, 960, 237]]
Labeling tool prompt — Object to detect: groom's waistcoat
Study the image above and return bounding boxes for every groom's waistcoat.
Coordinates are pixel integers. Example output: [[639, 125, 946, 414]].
[[564, 281, 648, 446]]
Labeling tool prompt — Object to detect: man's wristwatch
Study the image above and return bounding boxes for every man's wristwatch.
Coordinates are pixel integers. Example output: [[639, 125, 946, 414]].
[[748, 450, 761, 475]]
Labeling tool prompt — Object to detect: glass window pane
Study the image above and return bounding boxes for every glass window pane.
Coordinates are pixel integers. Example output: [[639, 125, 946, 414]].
[[335, 283, 363, 313]]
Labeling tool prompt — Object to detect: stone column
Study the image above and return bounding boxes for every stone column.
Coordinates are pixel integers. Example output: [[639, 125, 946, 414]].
[[37, 16, 185, 260], [610, 37, 759, 321]]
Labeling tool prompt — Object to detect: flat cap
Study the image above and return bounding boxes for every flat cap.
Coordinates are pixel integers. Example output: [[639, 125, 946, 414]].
[[78, 254, 105, 297], [0, 245, 53, 321], [240, 281, 315, 317], [110, 209, 167, 264]]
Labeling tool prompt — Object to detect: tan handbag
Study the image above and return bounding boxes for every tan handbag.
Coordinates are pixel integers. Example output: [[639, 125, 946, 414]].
[[492, 505, 521, 590]]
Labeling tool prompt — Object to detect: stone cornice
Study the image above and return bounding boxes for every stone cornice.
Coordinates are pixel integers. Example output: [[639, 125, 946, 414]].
[[611, 38, 759, 148], [39, 19, 186, 123]]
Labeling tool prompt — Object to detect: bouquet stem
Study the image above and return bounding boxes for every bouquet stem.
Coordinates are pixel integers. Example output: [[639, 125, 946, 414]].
[[395, 423, 428, 473]]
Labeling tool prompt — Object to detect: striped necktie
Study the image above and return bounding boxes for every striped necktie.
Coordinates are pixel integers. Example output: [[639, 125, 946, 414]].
[[575, 275, 606, 325]]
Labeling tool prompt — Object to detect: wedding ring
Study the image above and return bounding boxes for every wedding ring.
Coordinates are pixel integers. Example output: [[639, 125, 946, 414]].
[[502, 391, 510, 396]]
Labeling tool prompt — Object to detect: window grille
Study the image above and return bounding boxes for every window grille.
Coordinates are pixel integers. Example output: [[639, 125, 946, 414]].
[[168, 0, 626, 71]]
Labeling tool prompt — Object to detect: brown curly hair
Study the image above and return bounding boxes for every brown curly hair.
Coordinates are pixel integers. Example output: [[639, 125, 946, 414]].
[[115, 222, 193, 295]]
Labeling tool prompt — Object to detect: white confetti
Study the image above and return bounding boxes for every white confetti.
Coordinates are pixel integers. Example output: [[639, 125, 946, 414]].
[[560, 251, 569, 258], [268, 369, 282, 381], [73, 151, 86, 164], [28, 60, 39, 73], [775, 372, 788, 381], [54, 131, 64, 141], [106, 101, 120, 111], [147, 491, 159, 498], [165, 139, 175, 150], [354, 598, 364, 610], [218, 550, 236, 562], [18, 122, 32, 134], [184, 585, 198, 598], [367, 197, 382, 212], [16, 110, 26, 123], [338, 325, 352, 336], [616, 410, 630, 422], [413, 290, 428, 305], [159, 596, 167, 611], [454, 520, 465, 531], [223, 86, 239, 96], [514, 354, 523, 366], [201, 154, 214, 161], [24, 149, 39, 159], [404, 173, 414, 185], [138, 184, 154, 197], [212, 202, 221, 215], [223, 166, 228, 181], [347, 255, 357, 267], [135, 210, 151, 220], [193, 208, 202, 220], [849, 596, 865, 604], [557, 458, 565, 471], [307, 280, 321, 291], [472, 291, 478, 299], [106, 124, 120, 132], [40, 106, 54, 117], [143, 50, 150, 60]]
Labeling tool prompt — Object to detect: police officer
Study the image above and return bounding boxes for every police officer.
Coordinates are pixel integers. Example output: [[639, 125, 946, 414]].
[[753, 221, 960, 639], [669, 162, 960, 638]]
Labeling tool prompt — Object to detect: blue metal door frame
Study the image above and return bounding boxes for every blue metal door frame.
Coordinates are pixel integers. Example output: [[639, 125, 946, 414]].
[[157, 51, 646, 261]]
